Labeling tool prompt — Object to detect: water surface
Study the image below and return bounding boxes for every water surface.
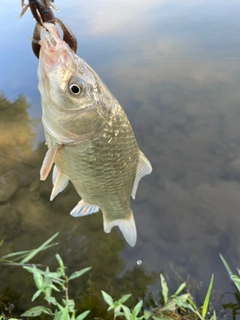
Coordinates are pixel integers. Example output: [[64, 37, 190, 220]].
[[1, 0, 240, 318]]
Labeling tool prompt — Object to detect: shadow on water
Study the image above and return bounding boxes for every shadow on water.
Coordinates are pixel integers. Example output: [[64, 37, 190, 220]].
[[0, 91, 156, 318]]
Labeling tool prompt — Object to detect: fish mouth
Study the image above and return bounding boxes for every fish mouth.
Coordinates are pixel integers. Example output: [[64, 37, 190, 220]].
[[39, 23, 71, 69]]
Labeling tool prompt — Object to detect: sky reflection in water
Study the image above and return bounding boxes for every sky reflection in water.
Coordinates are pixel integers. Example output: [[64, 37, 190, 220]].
[[1, 0, 240, 316]]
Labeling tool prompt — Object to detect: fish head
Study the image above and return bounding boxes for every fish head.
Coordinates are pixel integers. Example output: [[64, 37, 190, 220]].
[[38, 23, 110, 143]]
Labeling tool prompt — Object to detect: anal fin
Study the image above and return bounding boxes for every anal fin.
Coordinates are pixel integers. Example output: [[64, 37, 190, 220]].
[[131, 151, 152, 199], [50, 165, 69, 201], [40, 144, 61, 181], [70, 199, 99, 217], [103, 211, 137, 247]]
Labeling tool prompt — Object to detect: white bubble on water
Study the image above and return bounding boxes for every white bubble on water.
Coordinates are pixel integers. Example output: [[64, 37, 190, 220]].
[[137, 260, 142, 265]]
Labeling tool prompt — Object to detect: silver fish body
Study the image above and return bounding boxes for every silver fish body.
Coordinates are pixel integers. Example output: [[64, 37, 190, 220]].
[[38, 23, 152, 246]]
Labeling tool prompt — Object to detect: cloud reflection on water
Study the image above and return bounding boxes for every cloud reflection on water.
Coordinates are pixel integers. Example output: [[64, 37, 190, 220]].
[[112, 31, 240, 286], [1, 0, 240, 313]]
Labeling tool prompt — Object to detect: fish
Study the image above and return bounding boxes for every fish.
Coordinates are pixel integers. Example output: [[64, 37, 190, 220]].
[[38, 23, 152, 246]]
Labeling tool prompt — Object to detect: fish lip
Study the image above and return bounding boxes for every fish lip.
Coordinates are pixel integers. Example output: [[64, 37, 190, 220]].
[[39, 23, 70, 68], [40, 23, 61, 49]]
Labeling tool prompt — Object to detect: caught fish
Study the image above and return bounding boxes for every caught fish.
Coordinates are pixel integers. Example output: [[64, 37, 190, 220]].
[[38, 23, 152, 246]]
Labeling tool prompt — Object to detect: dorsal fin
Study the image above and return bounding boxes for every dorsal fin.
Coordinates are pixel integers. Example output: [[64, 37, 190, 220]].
[[40, 144, 61, 180], [131, 151, 152, 199], [50, 165, 69, 201]]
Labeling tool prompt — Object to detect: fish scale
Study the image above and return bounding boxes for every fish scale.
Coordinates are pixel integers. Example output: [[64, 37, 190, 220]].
[[47, 106, 139, 208]]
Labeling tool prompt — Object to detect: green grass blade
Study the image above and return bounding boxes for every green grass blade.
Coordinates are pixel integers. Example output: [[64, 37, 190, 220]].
[[133, 300, 143, 316], [187, 296, 198, 311], [119, 293, 132, 304], [21, 306, 50, 317], [172, 282, 186, 297], [219, 254, 233, 277], [55, 253, 64, 268], [211, 310, 217, 320], [220, 254, 240, 292], [75, 310, 90, 320], [20, 232, 59, 263], [144, 310, 153, 319], [1, 243, 58, 263], [231, 275, 240, 292], [69, 267, 91, 280], [101, 290, 114, 307], [160, 274, 169, 305], [1, 249, 34, 260], [202, 274, 214, 318]]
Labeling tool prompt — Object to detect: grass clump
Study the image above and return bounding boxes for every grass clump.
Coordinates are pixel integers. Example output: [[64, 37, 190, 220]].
[[20, 254, 91, 320], [102, 291, 147, 320], [102, 273, 216, 320], [0, 234, 218, 320], [1, 233, 91, 320]]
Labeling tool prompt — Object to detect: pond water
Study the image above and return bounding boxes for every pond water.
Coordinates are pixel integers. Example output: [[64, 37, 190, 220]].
[[1, 0, 240, 318]]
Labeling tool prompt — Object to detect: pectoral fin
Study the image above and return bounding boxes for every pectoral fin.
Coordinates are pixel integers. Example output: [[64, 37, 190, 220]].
[[40, 144, 61, 181], [131, 151, 152, 199], [103, 211, 137, 247], [70, 199, 99, 217], [50, 165, 69, 201]]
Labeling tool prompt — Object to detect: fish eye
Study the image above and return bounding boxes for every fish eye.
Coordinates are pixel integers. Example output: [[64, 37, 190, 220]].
[[69, 77, 85, 96], [70, 84, 82, 95]]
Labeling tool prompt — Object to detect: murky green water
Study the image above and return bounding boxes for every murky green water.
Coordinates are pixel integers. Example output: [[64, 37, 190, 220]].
[[1, 0, 240, 318]]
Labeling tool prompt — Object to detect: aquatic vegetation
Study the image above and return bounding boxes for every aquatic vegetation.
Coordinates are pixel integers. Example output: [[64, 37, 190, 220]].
[[1, 233, 90, 320], [101, 273, 216, 320], [102, 291, 147, 320], [20, 255, 91, 320], [153, 274, 216, 320], [220, 254, 240, 293], [219, 254, 240, 318], [106, 273, 216, 320], [0, 233, 218, 320]]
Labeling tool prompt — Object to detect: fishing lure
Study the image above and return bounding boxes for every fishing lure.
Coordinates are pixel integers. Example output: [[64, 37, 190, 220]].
[[20, 0, 77, 58]]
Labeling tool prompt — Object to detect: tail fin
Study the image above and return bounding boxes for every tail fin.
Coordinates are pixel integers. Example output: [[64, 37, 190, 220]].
[[103, 211, 137, 247]]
